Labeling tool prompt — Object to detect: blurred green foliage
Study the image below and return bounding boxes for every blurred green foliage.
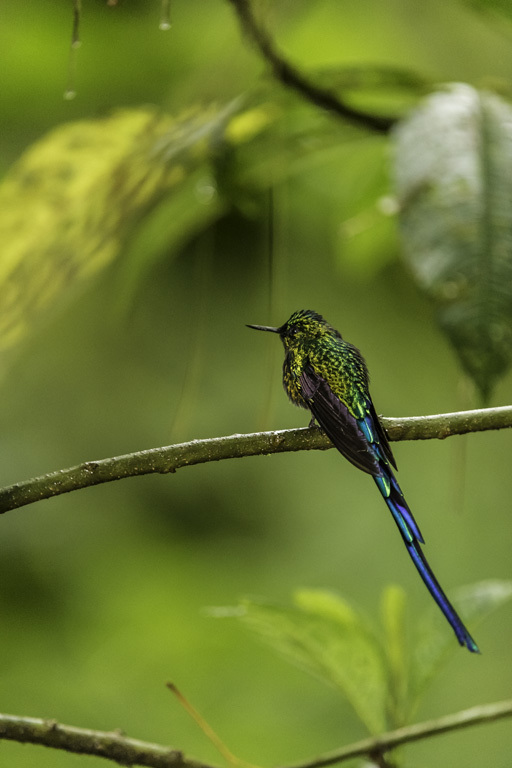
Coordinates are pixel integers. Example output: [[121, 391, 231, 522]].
[[0, 1, 512, 767], [225, 582, 512, 733]]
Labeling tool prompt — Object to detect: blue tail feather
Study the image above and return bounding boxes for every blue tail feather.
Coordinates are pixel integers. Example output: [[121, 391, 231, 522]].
[[373, 472, 424, 544], [373, 464, 479, 653], [406, 536, 479, 652]]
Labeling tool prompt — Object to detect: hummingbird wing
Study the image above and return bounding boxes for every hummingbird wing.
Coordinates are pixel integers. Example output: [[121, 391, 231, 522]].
[[367, 399, 397, 469], [300, 361, 424, 540], [299, 363, 380, 475]]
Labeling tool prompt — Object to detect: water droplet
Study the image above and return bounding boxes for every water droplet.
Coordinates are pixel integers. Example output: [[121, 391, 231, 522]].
[[67, 0, 81, 98], [160, 0, 171, 30], [377, 195, 399, 216], [196, 178, 217, 204]]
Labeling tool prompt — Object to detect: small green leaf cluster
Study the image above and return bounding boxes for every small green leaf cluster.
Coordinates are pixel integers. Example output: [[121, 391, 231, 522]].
[[220, 581, 512, 734]]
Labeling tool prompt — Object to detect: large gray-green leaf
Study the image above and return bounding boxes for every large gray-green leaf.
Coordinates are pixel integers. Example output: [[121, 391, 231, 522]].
[[394, 84, 512, 401], [236, 590, 388, 734]]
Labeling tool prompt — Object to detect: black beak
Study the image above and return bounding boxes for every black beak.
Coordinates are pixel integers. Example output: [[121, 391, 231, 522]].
[[246, 324, 281, 333]]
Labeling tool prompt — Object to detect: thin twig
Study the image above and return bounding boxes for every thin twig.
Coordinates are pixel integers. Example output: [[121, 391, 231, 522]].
[[226, 0, 395, 133], [278, 699, 512, 768], [0, 406, 510, 514], [167, 684, 259, 768]]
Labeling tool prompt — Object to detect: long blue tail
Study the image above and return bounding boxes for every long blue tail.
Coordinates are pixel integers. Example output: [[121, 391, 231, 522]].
[[374, 465, 479, 653]]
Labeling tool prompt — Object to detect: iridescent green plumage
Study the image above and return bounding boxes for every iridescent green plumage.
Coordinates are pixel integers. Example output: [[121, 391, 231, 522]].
[[247, 309, 479, 653], [283, 311, 367, 411]]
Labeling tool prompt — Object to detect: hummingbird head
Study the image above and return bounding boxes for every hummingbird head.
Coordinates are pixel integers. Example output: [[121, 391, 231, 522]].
[[247, 309, 341, 350]]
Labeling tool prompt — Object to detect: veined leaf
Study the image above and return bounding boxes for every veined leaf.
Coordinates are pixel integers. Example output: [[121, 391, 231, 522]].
[[394, 84, 512, 401], [215, 581, 509, 732], [235, 590, 388, 734]]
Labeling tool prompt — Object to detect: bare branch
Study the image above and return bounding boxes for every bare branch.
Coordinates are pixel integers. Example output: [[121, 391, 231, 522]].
[[279, 698, 512, 768], [1, 698, 512, 767], [226, 0, 395, 133], [0, 406, 510, 514], [0, 713, 212, 768]]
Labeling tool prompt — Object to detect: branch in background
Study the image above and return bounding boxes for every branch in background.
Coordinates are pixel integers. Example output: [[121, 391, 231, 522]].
[[226, 0, 395, 133], [1, 698, 512, 768], [282, 699, 512, 768], [0, 713, 210, 768], [0, 406, 510, 515]]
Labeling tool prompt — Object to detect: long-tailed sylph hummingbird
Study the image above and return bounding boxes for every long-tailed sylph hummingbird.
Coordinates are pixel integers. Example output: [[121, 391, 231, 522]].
[[247, 309, 478, 653]]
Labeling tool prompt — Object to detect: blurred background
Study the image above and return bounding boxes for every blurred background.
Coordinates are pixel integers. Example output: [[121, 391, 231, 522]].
[[0, 0, 512, 766]]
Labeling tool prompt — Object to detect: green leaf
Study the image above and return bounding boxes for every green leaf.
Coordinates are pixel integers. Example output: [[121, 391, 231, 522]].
[[236, 589, 389, 734], [394, 83, 512, 402], [411, 580, 512, 706], [215, 581, 510, 732]]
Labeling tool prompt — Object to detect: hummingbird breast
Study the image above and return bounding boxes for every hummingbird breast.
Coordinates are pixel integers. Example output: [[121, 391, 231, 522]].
[[282, 347, 309, 409]]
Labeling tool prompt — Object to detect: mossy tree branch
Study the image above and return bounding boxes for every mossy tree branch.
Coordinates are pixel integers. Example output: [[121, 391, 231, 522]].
[[0, 406, 510, 515], [1, 698, 512, 767], [0, 712, 209, 768]]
